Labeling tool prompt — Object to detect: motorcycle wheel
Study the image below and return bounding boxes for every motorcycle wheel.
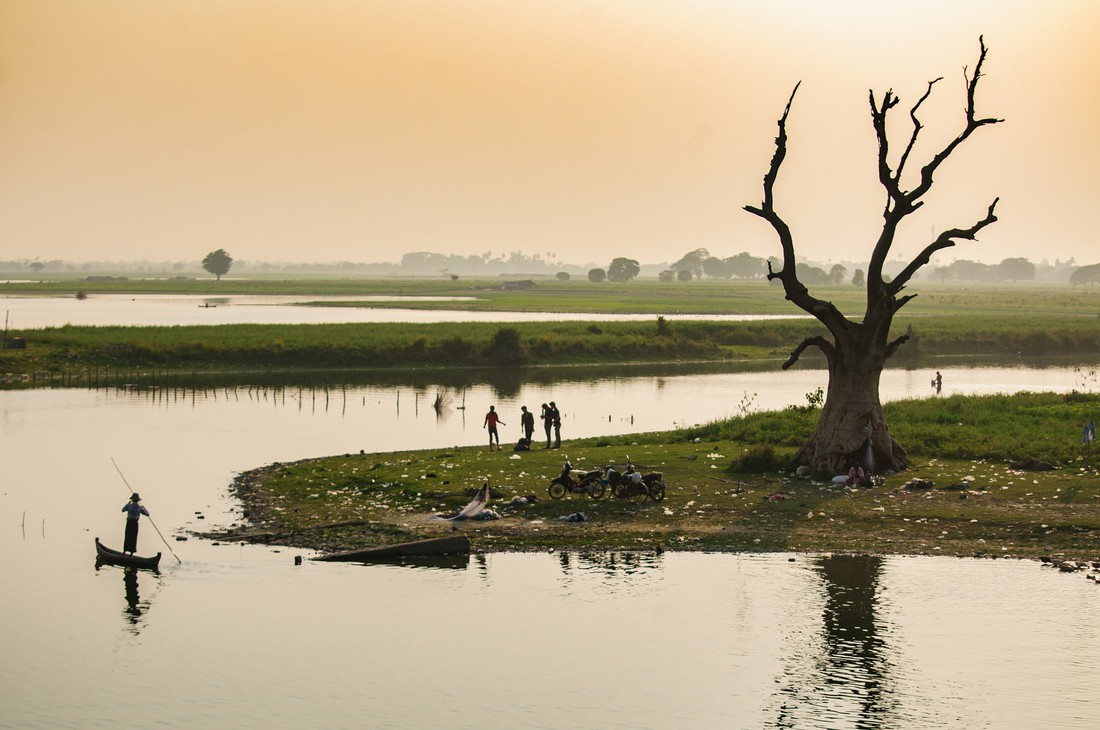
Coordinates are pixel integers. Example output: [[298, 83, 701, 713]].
[[548, 481, 566, 499], [588, 481, 606, 500], [648, 480, 666, 502], [627, 486, 648, 504]]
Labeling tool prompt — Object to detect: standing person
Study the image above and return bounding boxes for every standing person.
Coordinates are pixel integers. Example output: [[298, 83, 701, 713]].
[[549, 401, 562, 449], [121, 492, 149, 555], [520, 405, 535, 448], [483, 405, 505, 450], [934, 371, 943, 394], [540, 403, 553, 449]]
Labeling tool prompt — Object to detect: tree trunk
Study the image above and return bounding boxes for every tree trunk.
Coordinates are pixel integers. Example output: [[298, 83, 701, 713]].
[[745, 39, 1000, 476], [795, 331, 906, 474]]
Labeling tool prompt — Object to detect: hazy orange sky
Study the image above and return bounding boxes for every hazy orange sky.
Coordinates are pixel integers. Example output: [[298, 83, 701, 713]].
[[2, 0, 1098, 267]]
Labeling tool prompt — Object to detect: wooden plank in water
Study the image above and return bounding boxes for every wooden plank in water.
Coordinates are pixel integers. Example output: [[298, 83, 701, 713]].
[[313, 535, 470, 562]]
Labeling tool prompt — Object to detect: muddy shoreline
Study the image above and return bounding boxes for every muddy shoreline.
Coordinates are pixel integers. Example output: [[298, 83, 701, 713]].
[[199, 451, 1100, 577]]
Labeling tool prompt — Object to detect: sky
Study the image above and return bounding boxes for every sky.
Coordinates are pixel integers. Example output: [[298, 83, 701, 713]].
[[2, 0, 1098, 268]]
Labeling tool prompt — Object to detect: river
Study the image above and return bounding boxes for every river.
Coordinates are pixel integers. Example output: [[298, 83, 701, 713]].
[[2, 295, 1099, 727], [0, 292, 804, 327]]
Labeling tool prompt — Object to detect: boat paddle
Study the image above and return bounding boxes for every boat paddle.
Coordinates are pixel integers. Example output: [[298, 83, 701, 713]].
[[110, 457, 181, 564]]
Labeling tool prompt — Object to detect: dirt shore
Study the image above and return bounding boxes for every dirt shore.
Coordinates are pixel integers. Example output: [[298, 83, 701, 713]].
[[198, 444, 1100, 571]]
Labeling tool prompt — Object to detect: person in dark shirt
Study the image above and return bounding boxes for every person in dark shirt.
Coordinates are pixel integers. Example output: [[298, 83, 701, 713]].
[[549, 401, 562, 449], [121, 493, 150, 554]]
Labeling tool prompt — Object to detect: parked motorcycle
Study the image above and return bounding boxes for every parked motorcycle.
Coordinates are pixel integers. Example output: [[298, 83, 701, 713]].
[[548, 459, 606, 500], [604, 461, 666, 503]]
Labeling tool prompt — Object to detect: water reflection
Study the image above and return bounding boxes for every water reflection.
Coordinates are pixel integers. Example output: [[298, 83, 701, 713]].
[[346, 555, 471, 570], [558, 549, 665, 577], [95, 564, 161, 636], [773, 554, 896, 729], [555, 550, 666, 600]]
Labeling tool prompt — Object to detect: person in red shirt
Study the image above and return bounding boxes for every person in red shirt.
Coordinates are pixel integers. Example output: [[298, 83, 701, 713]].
[[483, 405, 506, 450]]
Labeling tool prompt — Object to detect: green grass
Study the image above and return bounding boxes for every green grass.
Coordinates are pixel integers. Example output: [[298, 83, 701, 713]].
[[4, 312, 1100, 386], [4, 279, 1099, 383], [205, 392, 1100, 562], [4, 276, 1099, 316]]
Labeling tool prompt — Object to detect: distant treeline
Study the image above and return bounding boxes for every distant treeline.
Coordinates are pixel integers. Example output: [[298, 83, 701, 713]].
[[2, 251, 1091, 283]]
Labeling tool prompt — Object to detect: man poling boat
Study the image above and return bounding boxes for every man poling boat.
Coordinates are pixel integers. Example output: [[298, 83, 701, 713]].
[[122, 492, 149, 554], [108, 457, 181, 564]]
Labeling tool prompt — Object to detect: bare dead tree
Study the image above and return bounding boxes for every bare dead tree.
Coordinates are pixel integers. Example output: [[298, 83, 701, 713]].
[[745, 37, 1003, 473]]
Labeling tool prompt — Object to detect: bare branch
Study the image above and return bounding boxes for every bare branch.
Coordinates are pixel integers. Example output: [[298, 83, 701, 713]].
[[888, 198, 999, 293], [780, 336, 834, 371], [867, 37, 1001, 296], [896, 77, 942, 182], [911, 36, 1004, 201], [869, 89, 903, 215], [884, 333, 910, 360], [894, 293, 918, 311], [746, 84, 852, 335]]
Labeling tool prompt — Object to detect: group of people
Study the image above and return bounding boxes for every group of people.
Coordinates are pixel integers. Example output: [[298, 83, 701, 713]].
[[483, 401, 562, 451]]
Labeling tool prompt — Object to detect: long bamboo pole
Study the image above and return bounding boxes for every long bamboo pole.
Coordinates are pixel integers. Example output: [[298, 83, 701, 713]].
[[110, 457, 181, 563]]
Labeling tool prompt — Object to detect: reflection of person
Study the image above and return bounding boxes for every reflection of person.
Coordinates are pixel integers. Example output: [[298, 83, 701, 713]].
[[540, 403, 553, 448], [549, 401, 562, 449], [121, 492, 150, 554], [124, 569, 142, 621], [520, 406, 535, 447], [483, 405, 505, 450]]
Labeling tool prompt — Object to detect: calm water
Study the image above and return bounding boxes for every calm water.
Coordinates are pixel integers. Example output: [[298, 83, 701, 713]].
[[0, 293, 803, 327], [2, 368, 1099, 728], [3, 295, 1099, 727]]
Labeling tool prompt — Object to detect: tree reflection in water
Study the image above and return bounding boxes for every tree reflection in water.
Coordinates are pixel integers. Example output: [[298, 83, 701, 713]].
[[772, 554, 897, 729]]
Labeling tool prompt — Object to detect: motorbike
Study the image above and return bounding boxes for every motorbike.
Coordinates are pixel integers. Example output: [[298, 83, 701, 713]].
[[548, 459, 606, 500], [603, 461, 666, 503]]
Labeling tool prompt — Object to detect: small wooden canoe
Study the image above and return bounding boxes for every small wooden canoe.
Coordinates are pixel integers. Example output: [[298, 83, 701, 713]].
[[313, 534, 470, 562], [95, 537, 161, 569]]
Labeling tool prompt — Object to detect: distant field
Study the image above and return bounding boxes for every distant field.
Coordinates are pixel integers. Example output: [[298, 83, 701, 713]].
[[2, 275, 1098, 317], [2, 278, 1097, 383]]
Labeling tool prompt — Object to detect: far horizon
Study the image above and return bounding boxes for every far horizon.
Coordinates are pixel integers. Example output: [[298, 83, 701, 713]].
[[0, 250, 1083, 284]]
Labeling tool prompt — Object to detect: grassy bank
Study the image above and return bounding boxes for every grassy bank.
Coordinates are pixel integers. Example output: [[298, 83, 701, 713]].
[[205, 392, 1100, 563], [4, 315, 1100, 386], [3, 280, 1098, 385]]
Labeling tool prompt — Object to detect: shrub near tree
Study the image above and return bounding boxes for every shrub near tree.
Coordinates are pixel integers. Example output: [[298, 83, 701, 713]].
[[588, 268, 607, 283]]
